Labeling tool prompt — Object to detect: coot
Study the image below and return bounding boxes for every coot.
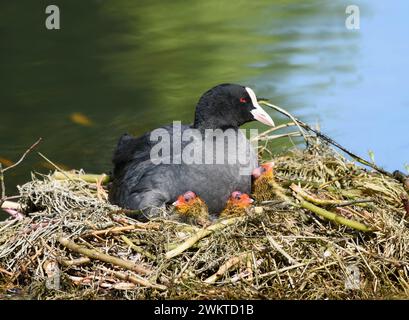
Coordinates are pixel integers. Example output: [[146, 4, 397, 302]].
[[252, 162, 288, 202], [172, 191, 210, 227], [109, 83, 274, 220], [219, 191, 254, 218]]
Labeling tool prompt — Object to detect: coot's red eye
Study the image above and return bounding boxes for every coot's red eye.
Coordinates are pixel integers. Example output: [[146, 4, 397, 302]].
[[240, 97, 248, 103]]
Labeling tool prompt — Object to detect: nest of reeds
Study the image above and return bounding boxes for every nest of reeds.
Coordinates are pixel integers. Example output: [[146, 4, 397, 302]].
[[1, 135, 408, 300]]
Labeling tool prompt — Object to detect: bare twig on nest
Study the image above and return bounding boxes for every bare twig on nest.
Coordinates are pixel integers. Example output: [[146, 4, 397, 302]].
[[81, 223, 160, 238], [165, 216, 246, 259], [0, 164, 5, 202], [258, 263, 306, 279], [1, 201, 23, 211], [99, 267, 167, 291], [57, 237, 151, 275], [260, 101, 309, 142], [1, 137, 41, 205], [266, 235, 299, 265], [251, 122, 296, 142], [53, 171, 110, 185], [37, 152, 94, 197], [2, 138, 43, 173], [0, 266, 13, 277], [204, 252, 250, 284], [121, 235, 156, 260], [258, 131, 302, 142], [335, 199, 374, 207], [57, 257, 91, 267], [290, 184, 372, 207], [290, 184, 372, 232]]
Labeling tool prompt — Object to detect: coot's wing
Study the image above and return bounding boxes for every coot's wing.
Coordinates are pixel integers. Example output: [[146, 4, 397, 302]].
[[112, 123, 184, 166], [113, 132, 152, 166]]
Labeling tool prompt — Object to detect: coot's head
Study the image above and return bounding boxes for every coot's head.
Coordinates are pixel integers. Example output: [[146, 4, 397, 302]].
[[193, 84, 275, 130], [227, 191, 254, 208], [252, 162, 275, 179], [172, 191, 204, 213]]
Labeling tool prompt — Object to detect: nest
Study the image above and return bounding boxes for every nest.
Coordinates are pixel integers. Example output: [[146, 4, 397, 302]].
[[1, 141, 409, 300]]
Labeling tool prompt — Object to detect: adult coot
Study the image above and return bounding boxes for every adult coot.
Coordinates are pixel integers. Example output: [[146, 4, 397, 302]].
[[109, 83, 274, 220]]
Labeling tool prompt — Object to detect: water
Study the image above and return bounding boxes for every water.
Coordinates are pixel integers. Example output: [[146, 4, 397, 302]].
[[1, 0, 408, 220]]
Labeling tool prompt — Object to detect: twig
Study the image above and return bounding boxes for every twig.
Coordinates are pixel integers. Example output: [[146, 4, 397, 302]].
[[0, 137, 40, 207], [2, 138, 42, 173], [99, 267, 167, 291], [0, 163, 5, 202], [258, 263, 306, 279], [53, 171, 110, 185], [258, 131, 301, 142], [318, 173, 354, 189], [204, 252, 250, 284], [57, 237, 151, 275], [290, 184, 372, 207], [18, 247, 43, 279], [335, 199, 374, 207], [230, 257, 264, 283], [0, 266, 13, 277], [261, 101, 394, 177], [300, 202, 372, 232], [266, 236, 298, 265], [260, 101, 309, 143], [291, 184, 372, 232], [165, 216, 246, 259], [57, 257, 91, 267], [1, 200, 23, 211], [309, 261, 339, 272], [37, 152, 93, 197], [251, 122, 296, 141], [120, 235, 156, 260], [82, 223, 160, 238]]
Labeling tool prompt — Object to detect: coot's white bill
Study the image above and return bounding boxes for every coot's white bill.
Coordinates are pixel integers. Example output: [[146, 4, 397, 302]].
[[245, 87, 275, 127]]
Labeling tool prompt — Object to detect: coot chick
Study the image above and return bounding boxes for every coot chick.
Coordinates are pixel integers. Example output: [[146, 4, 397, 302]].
[[252, 162, 288, 202], [219, 191, 254, 218], [172, 191, 211, 227], [109, 83, 275, 220]]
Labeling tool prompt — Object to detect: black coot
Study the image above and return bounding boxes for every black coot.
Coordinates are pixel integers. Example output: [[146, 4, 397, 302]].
[[109, 83, 275, 220]]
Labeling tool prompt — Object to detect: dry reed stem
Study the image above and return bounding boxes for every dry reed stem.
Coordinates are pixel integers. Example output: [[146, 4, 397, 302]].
[[57, 237, 151, 275], [165, 216, 246, 259]]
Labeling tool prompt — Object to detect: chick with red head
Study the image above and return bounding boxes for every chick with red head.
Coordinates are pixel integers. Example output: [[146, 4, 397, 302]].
[[252, 161, 287, 202], [172, 191, 211, 227], [219, 191, 254, 218]]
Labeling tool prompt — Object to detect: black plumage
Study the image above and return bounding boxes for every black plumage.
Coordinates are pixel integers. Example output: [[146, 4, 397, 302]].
[[109, 83, 274, 220]]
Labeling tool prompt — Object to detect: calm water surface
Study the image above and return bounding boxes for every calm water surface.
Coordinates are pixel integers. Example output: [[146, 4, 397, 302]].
[[1, 0, 408, 219]]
